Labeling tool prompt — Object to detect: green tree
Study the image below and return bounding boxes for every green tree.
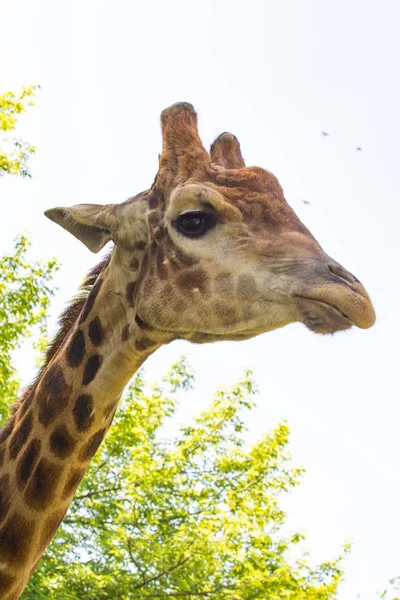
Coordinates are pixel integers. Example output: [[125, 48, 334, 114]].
[[0, 235, 59, 421], [0, 84, 39, 177], [0, 84, 59, 421], [25, 359, 347, 599]]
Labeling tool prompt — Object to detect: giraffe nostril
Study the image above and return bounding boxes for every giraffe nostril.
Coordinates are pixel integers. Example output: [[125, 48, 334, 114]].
[[328, 264, 358, 286]]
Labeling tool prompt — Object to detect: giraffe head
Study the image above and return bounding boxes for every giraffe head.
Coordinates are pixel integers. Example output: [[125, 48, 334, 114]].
[[46, 102, 375, 342]]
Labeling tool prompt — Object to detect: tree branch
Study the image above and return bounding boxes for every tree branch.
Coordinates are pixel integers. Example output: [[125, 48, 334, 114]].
[[127, 537, 147, 582], [130, 584, 236, 598], [74, 485, 121, 500], [132, 554, 190, 589]]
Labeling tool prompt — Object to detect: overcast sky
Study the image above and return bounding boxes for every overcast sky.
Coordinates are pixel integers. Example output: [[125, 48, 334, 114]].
[[1, 0, 399, 597]]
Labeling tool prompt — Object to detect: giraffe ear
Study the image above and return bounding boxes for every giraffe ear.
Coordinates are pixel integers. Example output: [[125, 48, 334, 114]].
[[44, 204, 113, 253]]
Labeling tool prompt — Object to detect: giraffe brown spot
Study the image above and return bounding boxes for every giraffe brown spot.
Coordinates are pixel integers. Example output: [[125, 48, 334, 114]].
[[82, 354, 103, 386], [0, 513, 35, 564], [0, 570, 15, 595], [79, 428, 106, 461], [149, 187, 164, 206], [135, 314, 150, 329], [213, 301, 237, 326], [126, 281, 136, 307], [130, 258, 139, 270], [177, 268, 209, 295], [24, 457, 62, 510], [214, 271, 234, 295], [135, 336, 157, 352], [73, 394, 94, 432], [0, 475, 11, 525], [134, 241, 147, 251], [63, 467, 86, 499], [80, 277, 103, 324], [237, 274, 257, 298], [148, 192, 160, 209], [17, 438, 41, 490], [38, 364, 72, 427], [153, 225, 166, 242], [0, 416, 15, 445], [40, 508, 68, 551], [89, 316, 105, 346], [67, 329, 86, 368], [121, 324, 130, 341], [8, 411, 33, 461], [50, 424, 76, 459]]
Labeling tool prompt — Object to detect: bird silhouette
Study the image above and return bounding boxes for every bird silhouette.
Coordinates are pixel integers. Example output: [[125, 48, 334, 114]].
[[356, 147, 362, 152], [321, 131, 329, 137], [302, 200, 312, 206]]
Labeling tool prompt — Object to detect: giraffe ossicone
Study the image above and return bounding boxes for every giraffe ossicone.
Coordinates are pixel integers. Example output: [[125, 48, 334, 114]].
[[0, 102, 375, 599]]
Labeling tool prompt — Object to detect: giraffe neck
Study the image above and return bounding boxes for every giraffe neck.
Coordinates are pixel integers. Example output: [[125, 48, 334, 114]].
[[0, 247, 166, 599]]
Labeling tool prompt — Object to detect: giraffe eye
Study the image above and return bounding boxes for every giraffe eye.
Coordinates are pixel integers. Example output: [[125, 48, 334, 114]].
[[176, 212, 217, 238]]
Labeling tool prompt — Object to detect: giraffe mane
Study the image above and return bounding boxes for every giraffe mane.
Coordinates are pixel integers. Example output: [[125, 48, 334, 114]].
[[12, 252, 111, 415]]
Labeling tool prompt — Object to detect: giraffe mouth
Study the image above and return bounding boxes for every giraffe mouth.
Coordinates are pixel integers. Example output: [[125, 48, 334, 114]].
[[296, 297, 352, 334], [295, 295, 368, 334]]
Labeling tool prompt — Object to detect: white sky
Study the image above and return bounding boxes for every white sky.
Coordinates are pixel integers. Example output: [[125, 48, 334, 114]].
[[1, 0, 399, 597]]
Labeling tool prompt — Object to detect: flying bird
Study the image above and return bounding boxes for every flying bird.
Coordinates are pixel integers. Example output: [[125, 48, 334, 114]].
[[321, 131, 329, 137], [356, 147, 362, 152], [302, 200, 312, 206]]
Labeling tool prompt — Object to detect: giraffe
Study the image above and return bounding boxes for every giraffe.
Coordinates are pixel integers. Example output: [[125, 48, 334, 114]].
[[0, 102, 375, 598]]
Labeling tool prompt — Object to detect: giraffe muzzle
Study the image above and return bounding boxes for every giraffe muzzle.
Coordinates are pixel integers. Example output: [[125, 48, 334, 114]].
[[294, 258, 376, 333]]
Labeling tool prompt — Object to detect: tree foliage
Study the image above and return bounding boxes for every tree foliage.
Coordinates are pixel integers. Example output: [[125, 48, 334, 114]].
[[0, 235, 59, 421], [0, 84, 39, 177], [25, 359, 347, 599], [0, 85, 58, 420]]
